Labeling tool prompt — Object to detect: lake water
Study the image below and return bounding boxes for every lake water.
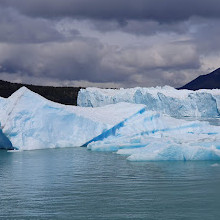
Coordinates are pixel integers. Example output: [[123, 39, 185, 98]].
[[1, 147, 220, 220]]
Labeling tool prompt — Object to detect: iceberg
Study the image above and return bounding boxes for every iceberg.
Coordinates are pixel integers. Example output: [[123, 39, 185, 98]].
[[87, 110, 220, 161], [0, 87, 145, 150], [77, 86, 220, 117]]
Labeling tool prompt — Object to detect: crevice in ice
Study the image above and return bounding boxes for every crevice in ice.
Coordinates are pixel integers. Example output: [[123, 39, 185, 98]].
[[139, 123, 200, 136], [81, 107, 146, 147], [0, 126, 14, 150]]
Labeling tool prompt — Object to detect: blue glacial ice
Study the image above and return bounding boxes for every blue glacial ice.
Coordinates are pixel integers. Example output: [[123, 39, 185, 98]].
[[0, 128, 13, 150], [87, 110, 220, 161], [78, 86, 220, 117], [0, 87, 145, 150]]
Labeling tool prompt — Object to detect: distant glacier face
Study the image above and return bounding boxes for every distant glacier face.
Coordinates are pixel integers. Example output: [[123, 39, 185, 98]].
[[78, 86, 220, 118], [0, 86, 219, 161]]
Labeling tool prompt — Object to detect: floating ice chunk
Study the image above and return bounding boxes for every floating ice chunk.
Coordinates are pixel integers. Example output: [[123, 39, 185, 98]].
[[0, 87, 145, 150], [211, 163, 220, 167], [127, 145, 220, 161], [88, 110, 220, 161]]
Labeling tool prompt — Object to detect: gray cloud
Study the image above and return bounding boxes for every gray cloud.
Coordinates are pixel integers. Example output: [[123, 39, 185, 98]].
[[0, 1, 220, 88], [189, 18, 220, 53], [0, 8, 65, 44], [90, 20, 189, 36], [0, 38, 200, 87], [1, 0, 220, 22], [0, 40, 102, 81]]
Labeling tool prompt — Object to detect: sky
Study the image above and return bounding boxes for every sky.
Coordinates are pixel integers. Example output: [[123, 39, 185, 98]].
[[0, 0, 220, 88]]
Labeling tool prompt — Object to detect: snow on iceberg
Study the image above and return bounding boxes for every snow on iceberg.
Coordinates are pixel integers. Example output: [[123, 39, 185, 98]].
[[77, 86, 220, 117], [0, 87, 145, 150], [87, 110, 220, 161]]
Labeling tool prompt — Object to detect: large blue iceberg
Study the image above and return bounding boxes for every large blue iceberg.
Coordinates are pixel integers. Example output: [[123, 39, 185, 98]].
[[0, 87, 145, 151], [0, 86, 219, 161]]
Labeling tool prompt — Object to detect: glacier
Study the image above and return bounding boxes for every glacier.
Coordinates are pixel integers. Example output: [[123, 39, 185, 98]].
[[0, 86, 219, 161], [77, 86, 220, 117]]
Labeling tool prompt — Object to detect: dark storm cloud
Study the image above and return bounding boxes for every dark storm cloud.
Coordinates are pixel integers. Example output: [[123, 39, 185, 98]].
[[0, 8, 64, 43], [0, 38, 200, 86], [91, 19, 189, 36], [190, 18, 220, 53], [0, 40, 104, 81], [1, 0, 220, 22]]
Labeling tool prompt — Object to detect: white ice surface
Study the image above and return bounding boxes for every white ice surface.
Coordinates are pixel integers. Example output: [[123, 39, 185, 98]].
[[0, 87, 145, 150], [78, 86, 220, 117], [87, 110, 220, 161]]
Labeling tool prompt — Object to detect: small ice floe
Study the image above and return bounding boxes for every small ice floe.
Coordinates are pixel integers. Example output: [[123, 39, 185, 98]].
[[7, 149, 21, 153], [211, 163, 220, 167]]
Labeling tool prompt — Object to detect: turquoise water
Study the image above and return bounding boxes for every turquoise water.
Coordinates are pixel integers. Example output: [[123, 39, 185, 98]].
[[1, 147, 220, 220]]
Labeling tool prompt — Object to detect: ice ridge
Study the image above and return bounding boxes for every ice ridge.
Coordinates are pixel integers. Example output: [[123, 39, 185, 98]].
[[82, 107, 146, 147]]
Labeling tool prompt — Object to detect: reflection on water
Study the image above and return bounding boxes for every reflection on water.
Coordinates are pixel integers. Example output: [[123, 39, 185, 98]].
[[0, 148, 220, 219]]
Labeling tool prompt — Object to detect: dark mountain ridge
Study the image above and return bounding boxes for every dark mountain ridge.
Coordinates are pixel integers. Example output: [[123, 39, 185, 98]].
[[179, 68, 220, 90], [0, 80, 82, 105]]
